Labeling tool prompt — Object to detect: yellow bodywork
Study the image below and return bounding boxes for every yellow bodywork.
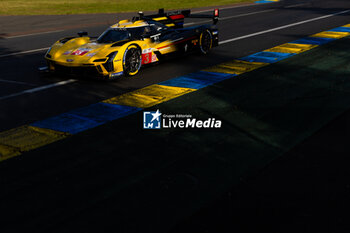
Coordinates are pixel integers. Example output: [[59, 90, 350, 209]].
[[45, 20, 177, 78]]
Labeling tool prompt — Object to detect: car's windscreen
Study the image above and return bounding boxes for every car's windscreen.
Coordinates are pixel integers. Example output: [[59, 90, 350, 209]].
[[97, 29, 130, 43], [97, 27, 149, 43]]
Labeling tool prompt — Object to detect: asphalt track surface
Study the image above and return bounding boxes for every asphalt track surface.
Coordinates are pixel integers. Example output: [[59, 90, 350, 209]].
[[1, 0, 350, 232], [1, 0, 350, 131]]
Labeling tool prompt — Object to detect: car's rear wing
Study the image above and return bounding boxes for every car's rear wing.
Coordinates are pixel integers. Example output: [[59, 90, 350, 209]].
[[137, 8, 219, 28]]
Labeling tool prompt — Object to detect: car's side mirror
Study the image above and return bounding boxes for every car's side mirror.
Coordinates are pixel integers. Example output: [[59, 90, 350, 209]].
[[78, 31, 88, 37], [150, 34, 160, 42]]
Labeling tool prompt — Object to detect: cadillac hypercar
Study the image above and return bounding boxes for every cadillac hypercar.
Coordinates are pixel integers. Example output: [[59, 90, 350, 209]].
[[43, 8, 219, 78]]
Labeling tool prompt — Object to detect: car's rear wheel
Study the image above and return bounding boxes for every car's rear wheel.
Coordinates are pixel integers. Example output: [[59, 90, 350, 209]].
[[199, 29, 213, 55], [123, 45, 142, 76]]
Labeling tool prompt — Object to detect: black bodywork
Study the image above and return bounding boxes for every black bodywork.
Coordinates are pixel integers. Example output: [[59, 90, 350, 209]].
[[139, 8, 220, 56]]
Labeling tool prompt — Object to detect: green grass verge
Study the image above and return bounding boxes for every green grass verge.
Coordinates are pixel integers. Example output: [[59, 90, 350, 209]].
[[0, 0, 254, 15]]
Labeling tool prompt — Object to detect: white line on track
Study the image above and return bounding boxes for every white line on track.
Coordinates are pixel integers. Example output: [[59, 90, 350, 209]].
[[2, 3, 259, 40], [221, 8, 276, 20], [2, 4, 258, 40], [0, 79, 77, 101], [219, 9, 350, 45], [0, 47, 49, 58], [185, 9, 276, 26], [192, 2, 264, 14], [0, 79, 36, 86], [5, 30, 64, 39], [285, 3, 308, 8]]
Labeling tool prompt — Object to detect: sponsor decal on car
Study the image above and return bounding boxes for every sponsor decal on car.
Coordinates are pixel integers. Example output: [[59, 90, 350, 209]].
[[142, 49, 157, 64], [63, 50, 72, 55], [71, 48, 92, 56], [86, 53, 97, 57]]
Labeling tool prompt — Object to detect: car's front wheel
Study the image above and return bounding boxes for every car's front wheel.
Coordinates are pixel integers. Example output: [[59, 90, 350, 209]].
[[123, 45, 142, 76]]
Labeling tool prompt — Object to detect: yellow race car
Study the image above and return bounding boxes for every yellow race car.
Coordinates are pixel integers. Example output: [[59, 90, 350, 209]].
[[43, 8, 219, 79]]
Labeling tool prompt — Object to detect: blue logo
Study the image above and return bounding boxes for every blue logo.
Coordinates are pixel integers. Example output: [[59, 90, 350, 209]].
[[143, 110, 162, 129]]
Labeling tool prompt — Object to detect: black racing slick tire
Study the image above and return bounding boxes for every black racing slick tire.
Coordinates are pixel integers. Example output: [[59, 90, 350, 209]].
[[199, 29, 213, 55], [123, 45, 142, 76]]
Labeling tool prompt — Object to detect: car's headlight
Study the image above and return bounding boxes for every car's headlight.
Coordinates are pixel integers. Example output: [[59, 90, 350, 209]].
[[93, 58, 108, 62], [45, 47, 52, 58]]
